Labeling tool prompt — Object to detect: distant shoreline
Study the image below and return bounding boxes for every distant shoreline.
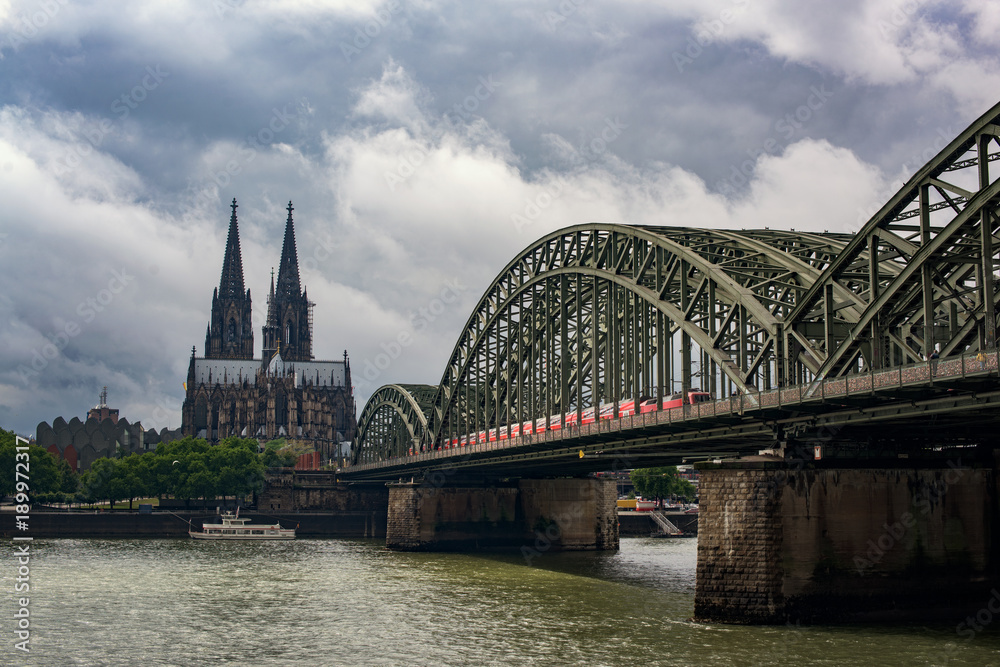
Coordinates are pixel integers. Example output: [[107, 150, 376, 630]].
[[0, 509, 387, 539]]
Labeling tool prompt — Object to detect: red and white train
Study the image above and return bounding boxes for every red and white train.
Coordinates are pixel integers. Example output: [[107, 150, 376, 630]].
[[422, 390, 712, 452]]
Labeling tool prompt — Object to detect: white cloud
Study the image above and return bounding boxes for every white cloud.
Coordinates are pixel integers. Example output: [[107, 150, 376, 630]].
[[0, 1, 993, 434], [662, 0, 998, 112]]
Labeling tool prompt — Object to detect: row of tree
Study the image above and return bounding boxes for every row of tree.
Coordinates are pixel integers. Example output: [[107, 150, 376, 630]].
[[1, 429, 290, 509], [79, 436, 267, 509], [5, 427, 698, 508]]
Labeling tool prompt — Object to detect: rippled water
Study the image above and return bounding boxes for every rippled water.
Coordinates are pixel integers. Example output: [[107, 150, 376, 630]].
[[2, 537, 999, 666]]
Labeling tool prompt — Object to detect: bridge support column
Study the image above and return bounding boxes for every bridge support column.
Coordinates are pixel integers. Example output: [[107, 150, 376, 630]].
[[695, 458, 1000, 624], [386, 477, 619, 552]]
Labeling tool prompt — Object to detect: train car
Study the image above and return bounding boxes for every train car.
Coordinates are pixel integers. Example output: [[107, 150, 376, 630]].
[[444, 391, 713, 453], [640, 391, 712, 413]]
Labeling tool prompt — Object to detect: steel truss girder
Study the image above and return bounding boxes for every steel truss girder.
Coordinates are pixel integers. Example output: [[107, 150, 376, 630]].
[[353, 103, 1000, 468], [353, 384, 437, 464], [421, 224, 854, 450], [786, 101, 1000, 380]]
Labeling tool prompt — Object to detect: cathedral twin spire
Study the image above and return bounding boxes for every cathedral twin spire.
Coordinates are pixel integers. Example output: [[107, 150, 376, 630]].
[[263, 201, 313, 362], [205, 199, 254, 359], [219, 199, 247, 299], [205, 199, 313, 363]]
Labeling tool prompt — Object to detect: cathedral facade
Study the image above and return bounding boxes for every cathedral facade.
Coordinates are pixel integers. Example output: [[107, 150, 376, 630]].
[[181, 200, 357, 461]]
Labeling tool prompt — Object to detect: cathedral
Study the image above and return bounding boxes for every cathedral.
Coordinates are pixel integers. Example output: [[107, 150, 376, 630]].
[[181, 200, 357, 461]]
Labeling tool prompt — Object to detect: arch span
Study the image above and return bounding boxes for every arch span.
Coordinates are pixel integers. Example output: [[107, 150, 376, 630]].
[[786, 100, 1000, 380], [353, 384, 438, 464], [353, 100, 1000, 461]]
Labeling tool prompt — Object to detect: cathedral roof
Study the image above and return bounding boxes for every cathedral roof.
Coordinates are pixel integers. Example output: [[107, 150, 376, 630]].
[[191, 357, 347, 388]]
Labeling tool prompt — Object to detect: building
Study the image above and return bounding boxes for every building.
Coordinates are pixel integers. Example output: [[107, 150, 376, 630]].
[[36, 389, 182, 471], [181, 200, 357, 461], [87, 386, 119, 423]]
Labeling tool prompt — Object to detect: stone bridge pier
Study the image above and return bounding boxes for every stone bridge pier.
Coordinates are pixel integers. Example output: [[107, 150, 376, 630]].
[[695, 454, 1000, 624], [385, 477, 619, 554]]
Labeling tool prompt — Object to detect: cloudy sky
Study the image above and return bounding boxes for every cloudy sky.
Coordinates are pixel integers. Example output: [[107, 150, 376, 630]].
[[0, 0, 997, 437]]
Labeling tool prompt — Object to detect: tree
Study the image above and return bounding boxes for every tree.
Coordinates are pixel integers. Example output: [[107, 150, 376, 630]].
[[630, 466, 696, 503], [82, 457, 120, 508], [57, 458, 79, 496], [116, 454, 150, 510], [0, 428, 62, 499]]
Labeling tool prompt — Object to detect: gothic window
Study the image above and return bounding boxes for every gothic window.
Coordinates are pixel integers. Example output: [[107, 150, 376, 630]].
[[285, 320, 294, 345], [194, 397, 208, 430], [275, 391, 288, 428], [228, 318, 237, 343]]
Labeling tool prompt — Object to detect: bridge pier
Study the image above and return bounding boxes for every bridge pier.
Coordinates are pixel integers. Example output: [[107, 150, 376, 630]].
[[695, 455, 1000, 624], [386, 477, 619, 553]]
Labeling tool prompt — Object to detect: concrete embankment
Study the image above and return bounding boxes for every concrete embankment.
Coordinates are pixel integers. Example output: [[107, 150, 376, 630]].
[[0, 510, 387, 538], [618, 511, 698, 536]]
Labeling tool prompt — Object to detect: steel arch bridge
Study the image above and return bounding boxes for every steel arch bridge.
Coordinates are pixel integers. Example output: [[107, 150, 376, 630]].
[[351, 100, 1000, 472]]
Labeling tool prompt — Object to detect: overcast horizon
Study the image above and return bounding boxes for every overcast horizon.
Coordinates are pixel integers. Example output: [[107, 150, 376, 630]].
[[1, 0, 998, 437]]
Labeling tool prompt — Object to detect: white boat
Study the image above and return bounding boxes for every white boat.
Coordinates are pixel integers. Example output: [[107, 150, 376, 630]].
[[189, 509, 296, 540]]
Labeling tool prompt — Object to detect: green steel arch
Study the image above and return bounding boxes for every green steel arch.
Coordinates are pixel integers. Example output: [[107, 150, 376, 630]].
[[352, 99, 1000, 462], [420, 224, 862, 450], [353, 384, 437, 464], [785, 100, 1000, 381]]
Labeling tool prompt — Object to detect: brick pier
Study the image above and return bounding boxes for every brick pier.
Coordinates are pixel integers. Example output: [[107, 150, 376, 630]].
[[695, 458, 1000, 623], [386, 477, 619, 552]]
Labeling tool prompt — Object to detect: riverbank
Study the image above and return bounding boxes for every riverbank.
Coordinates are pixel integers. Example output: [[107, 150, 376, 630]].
[[3, 508, 695, 539]]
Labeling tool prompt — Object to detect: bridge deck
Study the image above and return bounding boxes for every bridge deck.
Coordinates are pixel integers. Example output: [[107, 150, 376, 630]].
[[342, 350, 1000, 480]]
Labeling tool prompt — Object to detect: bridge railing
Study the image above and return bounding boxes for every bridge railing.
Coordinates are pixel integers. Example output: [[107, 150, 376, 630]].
[[348, 348, 999, 470]]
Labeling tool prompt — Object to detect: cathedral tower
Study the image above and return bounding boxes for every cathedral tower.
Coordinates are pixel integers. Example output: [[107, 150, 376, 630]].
[[205, 199, 254, 359], [262, 201, 313, 363]]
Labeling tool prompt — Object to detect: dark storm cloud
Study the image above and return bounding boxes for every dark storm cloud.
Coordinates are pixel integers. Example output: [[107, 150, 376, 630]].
[[0, 0, 996, 435]]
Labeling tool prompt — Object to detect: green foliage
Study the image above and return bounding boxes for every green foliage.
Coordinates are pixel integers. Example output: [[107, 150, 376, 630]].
[[2, 429, 283, 508], [81, 457, 121, 507], [261, 447, 296, 468], [263, 438, 286, 451], [0, 428, 64, 499], [74, 434, 269, 507], [630, 466, 696, 502], [260, 437, 309, 468]]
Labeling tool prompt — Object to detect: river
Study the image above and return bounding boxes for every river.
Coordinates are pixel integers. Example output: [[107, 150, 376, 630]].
[[2, 537, 998, 666]]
